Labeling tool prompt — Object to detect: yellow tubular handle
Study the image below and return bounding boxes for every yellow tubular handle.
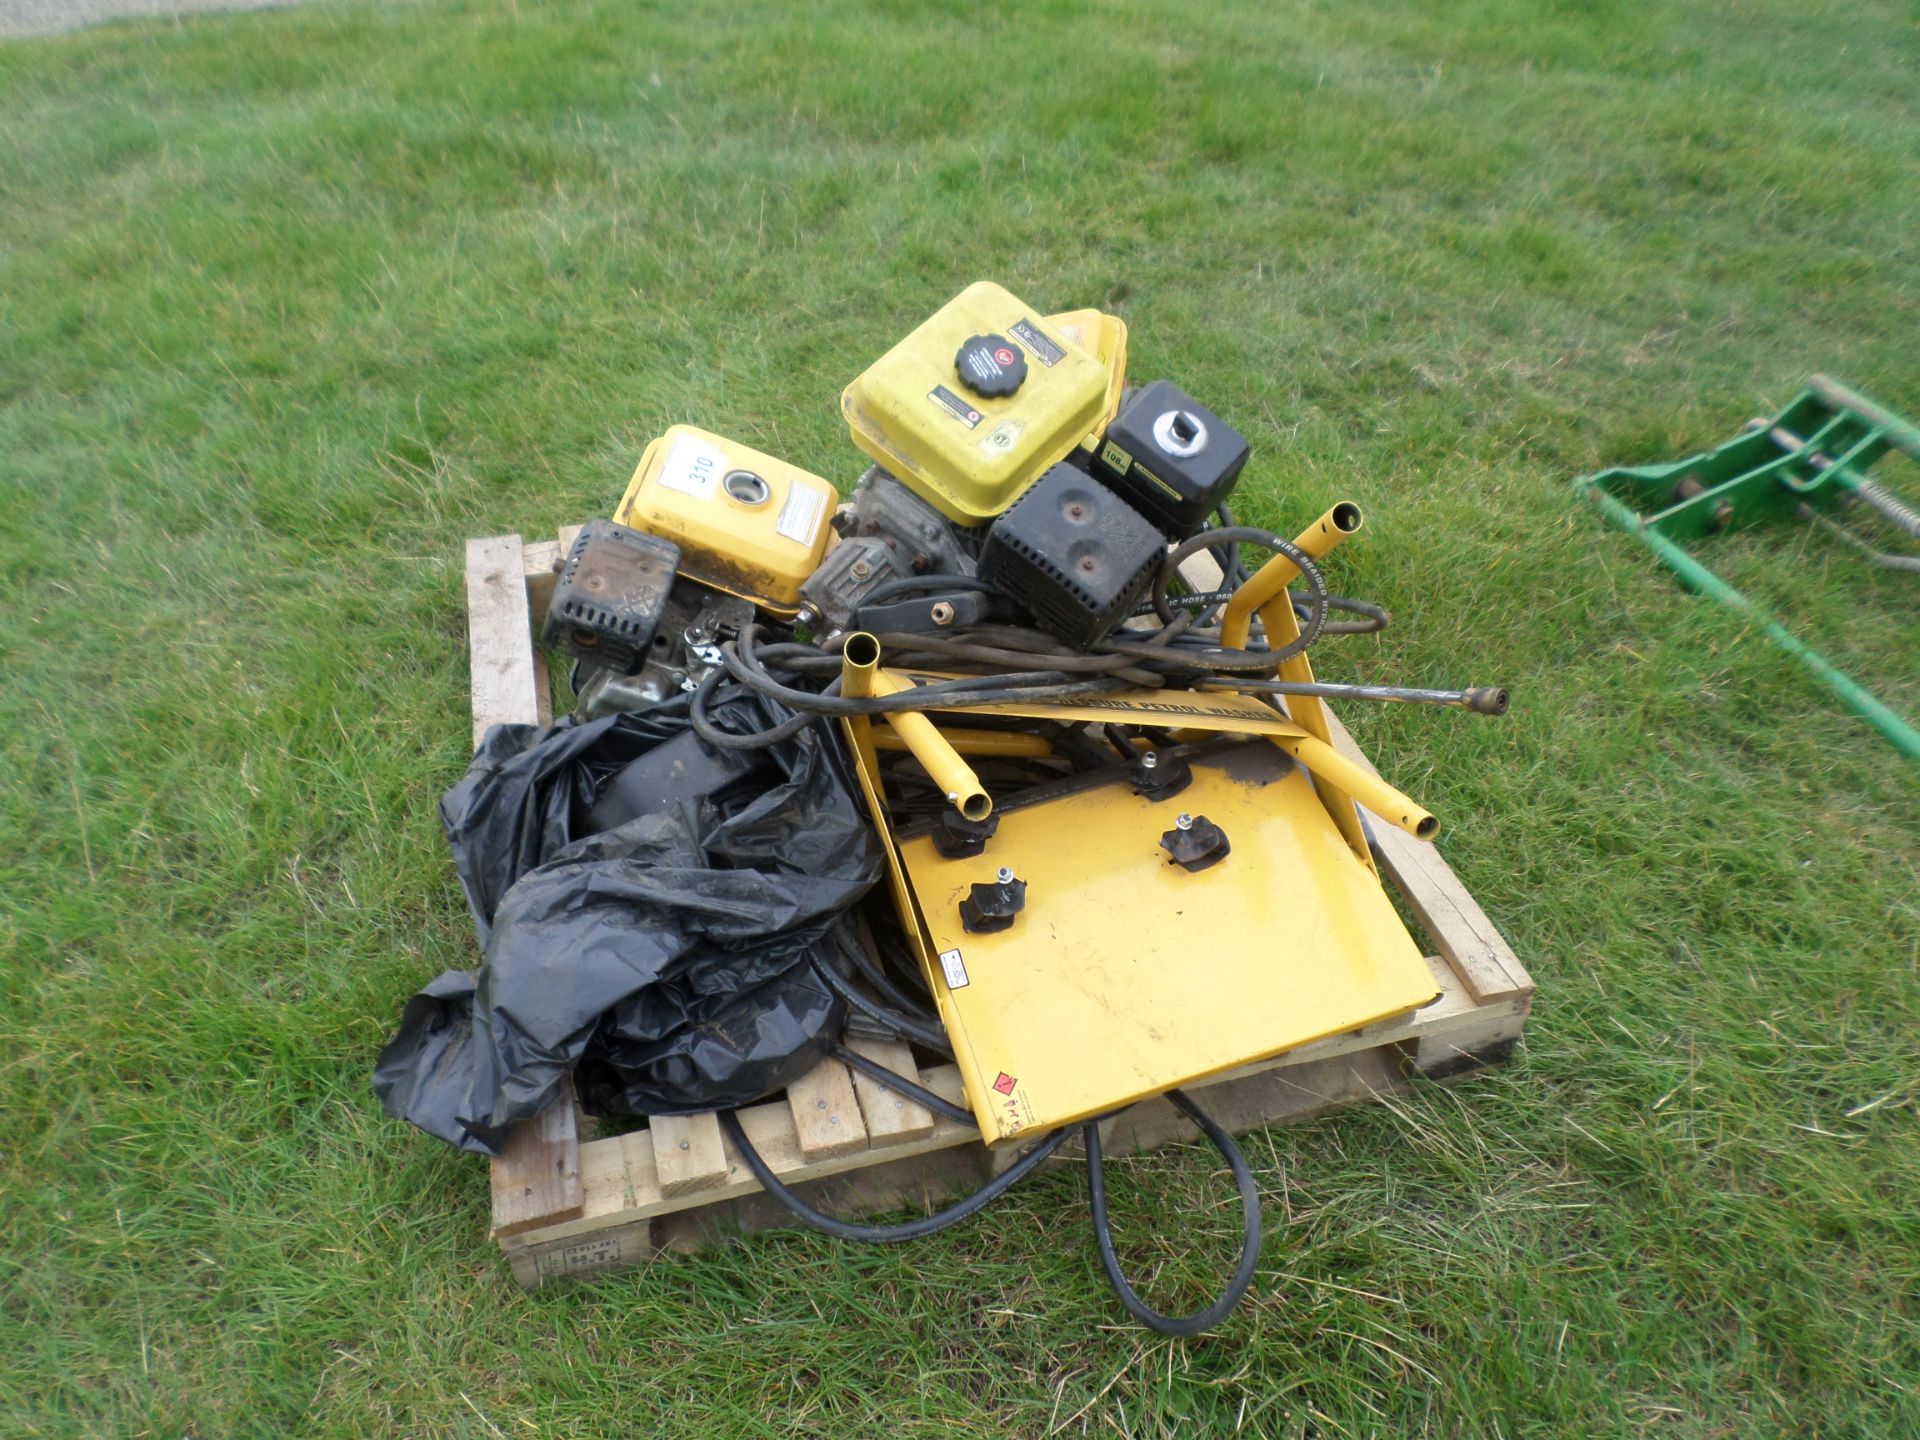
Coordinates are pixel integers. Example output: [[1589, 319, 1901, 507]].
[[1270, 731, 1438, 840], [840, 631, 881, 700], [1217, 501, 1365, 651], [841, 635, 994, 822], [872, 671, 994, 821], [873, 728, 1052, 758]]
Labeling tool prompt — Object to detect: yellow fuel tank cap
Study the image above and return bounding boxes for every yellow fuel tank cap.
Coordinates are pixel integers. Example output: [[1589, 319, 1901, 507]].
[[841, 282, 1109, 527], [613, 425, 836, 614]]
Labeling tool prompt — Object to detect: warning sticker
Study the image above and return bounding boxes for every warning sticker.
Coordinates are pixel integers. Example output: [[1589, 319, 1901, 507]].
[[655, 433, 726, 500], [979, 419, 1024, 457], [992, 1071, 1017, 1095], [929, 385, 984, 430], [1009, 318, 1065, 367], [938, 948, 970, 989], [774, 482, 824, 546]]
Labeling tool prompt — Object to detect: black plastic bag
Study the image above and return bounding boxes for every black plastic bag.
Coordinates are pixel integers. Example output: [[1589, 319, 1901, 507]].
[[373, 685, 882, 1155]]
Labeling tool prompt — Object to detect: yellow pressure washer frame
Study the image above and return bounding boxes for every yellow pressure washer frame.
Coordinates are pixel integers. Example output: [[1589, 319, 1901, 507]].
[[839, 504, 1443, 1142]]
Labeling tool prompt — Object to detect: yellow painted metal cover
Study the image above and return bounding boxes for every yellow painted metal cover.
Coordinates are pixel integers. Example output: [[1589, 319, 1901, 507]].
[[841, 282, 1110, 525], [614, 425, 835, 613], [888, 741, 1438, 1141], [1043, 308, 1128, 454]]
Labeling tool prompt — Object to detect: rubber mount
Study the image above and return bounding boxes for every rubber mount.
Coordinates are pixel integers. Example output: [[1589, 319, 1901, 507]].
[[1161, 816, 1231, 872], [932, 809, 1000, 860], [960, 873, 1026, 932], [955, 333, 1028, 398], [1129, 747, 1192, 801]]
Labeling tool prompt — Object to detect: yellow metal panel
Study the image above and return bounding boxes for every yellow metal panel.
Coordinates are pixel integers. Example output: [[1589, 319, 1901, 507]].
[[894, 741, 1437, 1142], [1043, 308, 1128, 453], [614, 425, 835, 613], [840, 282, 1109, 525]]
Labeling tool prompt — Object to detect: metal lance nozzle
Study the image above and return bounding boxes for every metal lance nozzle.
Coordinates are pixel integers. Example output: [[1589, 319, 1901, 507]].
[[1199, 677, 1512, 715]]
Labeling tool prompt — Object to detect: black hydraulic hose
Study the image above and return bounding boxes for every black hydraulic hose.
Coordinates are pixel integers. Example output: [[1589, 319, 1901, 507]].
[[719, 1108, 1075, 1242], [688, 668, 820, 750], [860, 573, 995, 605], [723, 625, 1128, 718], [1151, 592, 1387, 637], [1155, 527, 1329, 665], [842, 933, 943, 1025], [831, 1044, 976, 1126], [1205, 503, 1244, 619], [1085, 1088, 1263, 1337], [813, 956, 952, 1054]]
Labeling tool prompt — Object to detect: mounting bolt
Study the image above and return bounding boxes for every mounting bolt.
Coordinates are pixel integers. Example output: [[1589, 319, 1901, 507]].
[[1176, 812, 1194, 831], [997, 866, 1014, 884], [1141, 751, 1159, 770], [930, 601, 956, 625], [850, 559, 872, 580]]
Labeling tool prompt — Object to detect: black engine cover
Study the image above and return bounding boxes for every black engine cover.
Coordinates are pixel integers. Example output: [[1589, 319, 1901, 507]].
[[540, 519, 681, 674], [1091, 379, 1249, 538], [978, 464, 1164, 649]]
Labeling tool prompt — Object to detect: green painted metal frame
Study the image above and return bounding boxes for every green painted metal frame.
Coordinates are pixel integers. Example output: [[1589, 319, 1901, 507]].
[[1575, 375, 1920, 761]]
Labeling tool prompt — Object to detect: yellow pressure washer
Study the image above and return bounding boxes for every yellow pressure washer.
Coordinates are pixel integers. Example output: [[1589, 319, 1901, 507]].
[[546, 281, 1510, 1334]]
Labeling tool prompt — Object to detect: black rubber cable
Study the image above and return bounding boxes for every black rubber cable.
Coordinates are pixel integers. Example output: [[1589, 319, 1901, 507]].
[[812, 957, 952, 1054], [688, 668, 820, 750], [859, 573, 994, 604], [831, 1044, 976, 1126], [723, 625, 1128, 718], [1154, 527, 1329, 664], [1085, 1088, 1263, 1336], [1142, 591, 1389, 636], [841, 932, 943, 1025], [719, 1109, 1074, 1242]]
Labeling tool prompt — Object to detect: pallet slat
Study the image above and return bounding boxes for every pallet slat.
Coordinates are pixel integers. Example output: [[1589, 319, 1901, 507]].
[[491, 1101, 585, 1238], [466, 533, 586, 1237], [844, 1038, 937, 1143], [785, 1058, 870, 1160], [501, 1065, 981, 1251], [466, 535, 543, 747], [650, 1113, 730, 1198]]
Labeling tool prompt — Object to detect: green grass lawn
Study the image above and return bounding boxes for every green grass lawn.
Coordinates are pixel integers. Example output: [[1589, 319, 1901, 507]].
[[4, 0, 1918, 1434]]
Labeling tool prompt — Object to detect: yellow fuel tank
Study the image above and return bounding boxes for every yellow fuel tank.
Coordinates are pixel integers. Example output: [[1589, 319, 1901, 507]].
[[841, 282, 1110, 526], [614, 426, 836, 614], [1043, 308, 1128, 457]]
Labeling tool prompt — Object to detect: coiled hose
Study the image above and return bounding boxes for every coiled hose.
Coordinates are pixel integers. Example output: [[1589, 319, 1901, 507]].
[[721, 1076, 1263, 1334], [711, 928, 1266, 1335]]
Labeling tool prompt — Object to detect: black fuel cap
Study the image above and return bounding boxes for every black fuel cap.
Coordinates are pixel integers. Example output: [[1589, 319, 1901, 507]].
[[955, 333, 1027, 398]]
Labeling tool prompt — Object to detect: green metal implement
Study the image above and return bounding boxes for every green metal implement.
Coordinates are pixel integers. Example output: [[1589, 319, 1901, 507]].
[[1575, 375, 1920, 761]]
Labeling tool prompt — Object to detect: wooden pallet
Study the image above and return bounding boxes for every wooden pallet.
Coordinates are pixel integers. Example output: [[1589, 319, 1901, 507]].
[[461, 528, 1535, 1289]]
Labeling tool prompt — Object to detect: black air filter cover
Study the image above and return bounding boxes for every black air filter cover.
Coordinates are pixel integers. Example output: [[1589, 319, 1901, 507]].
[[978, 464, 1164, 649], [1091, 379, 1249, 539], [540, 519, 680, 674]]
